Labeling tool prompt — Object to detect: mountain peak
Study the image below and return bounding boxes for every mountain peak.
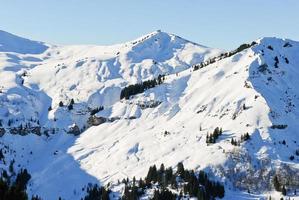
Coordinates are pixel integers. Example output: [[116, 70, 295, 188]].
[[129, 30, 204, 48]]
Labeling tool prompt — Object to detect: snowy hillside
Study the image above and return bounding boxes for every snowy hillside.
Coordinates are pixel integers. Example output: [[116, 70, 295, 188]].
[[0, 30, 298, 200]]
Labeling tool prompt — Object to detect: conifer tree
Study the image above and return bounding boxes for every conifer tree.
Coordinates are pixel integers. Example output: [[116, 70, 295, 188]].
[[177, 162, 185, 177], [59, 101, 64, 107], [273, 175, 281, 191], [281, 185, 287, 196]]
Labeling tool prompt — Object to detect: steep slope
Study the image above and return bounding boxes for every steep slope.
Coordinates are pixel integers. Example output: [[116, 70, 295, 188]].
[[65, 38, 299, 198], [0, 30, 225, 199], [0, 30, 222, 133], [67, 37, 299, 197], [0, 31, 298, 199]]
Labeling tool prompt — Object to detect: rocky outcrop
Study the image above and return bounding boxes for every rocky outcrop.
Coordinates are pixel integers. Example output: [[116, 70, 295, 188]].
[[216, 148, 299, 192], [67, 124, 81, 136], [87, 115, 107, 126], [9, 126, 41, 136]]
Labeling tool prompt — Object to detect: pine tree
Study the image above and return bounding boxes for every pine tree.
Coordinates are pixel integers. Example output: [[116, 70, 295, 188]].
[[244, 132, 250, 141], [9, 160, 14, 174], [68, 104, 73, 110], [68, 99, 75, 110], [213, 127, 220, 137], [15, 169, 31, 190], [281, 185, 287, 196], [197, 189, 205, 200], [159, 163, 165, 173], [273, 175, 281, 191], [231, 138, 235, 146], [177, 162, 185, 177], [165, 167, 173, 185]]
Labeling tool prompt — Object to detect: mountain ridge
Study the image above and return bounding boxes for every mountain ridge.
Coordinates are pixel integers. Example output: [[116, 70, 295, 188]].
[[0, 30, 299, 199]]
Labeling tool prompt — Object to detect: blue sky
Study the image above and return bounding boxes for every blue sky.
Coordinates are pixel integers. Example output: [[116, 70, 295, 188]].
[[0, 0, 298, 50]]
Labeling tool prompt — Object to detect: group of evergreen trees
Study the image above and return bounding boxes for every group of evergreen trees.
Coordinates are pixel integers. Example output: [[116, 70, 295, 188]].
[[57, 98, 76, 110], [231, 133, 250, 146], [0, 168, 42, 200], [83, 184, 110, 200], [120, 75, 165, 100], [0, 162, 224, 200], [193, 42, 257, 71], [272, 175, 287, 196], [240, 133, 250, 141], [122, 178, 145, 200], [230, 138, 238, 146], [206, 127, 223, 144], [89, 106, 104, 116], [6, 117, 40, 128], [152, 189, 176, 200], [120, 162, 224, 200]]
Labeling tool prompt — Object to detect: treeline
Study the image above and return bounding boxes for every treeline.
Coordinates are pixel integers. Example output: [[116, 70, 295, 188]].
[[120, 42, 258, 100], [83, 184, 111, 200], [0, 168, 41, 200], [120, 162, 225, 200], [120, 75, 165, 100], [193, 42, 257, 71], [0, 162, 224, 200]]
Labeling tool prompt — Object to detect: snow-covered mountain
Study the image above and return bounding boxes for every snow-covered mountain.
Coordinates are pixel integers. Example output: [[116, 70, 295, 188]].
[[0, 30, 298, 200]]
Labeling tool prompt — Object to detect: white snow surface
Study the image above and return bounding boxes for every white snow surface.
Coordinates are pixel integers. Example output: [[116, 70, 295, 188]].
[[0, 30, 299, 200]]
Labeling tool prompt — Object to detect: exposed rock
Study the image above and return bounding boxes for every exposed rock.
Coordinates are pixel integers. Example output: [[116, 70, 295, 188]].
[[216, 148, 299, 192], [136, 100, 161, 109], [67, 124, 81, 136], [87, 115, 107, 126], [9, 126, 41, 136], [10, 127, 27, 136], [109, 117, 120, 122]]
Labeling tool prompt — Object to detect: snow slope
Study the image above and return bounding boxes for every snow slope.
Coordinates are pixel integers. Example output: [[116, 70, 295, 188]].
[[0, 31, 298, 200], [0, 30, 48, 54], [70, 37, 299, 191]]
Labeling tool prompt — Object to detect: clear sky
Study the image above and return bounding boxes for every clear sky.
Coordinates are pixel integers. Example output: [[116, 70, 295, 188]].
[[0, 0, 298, 50]]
